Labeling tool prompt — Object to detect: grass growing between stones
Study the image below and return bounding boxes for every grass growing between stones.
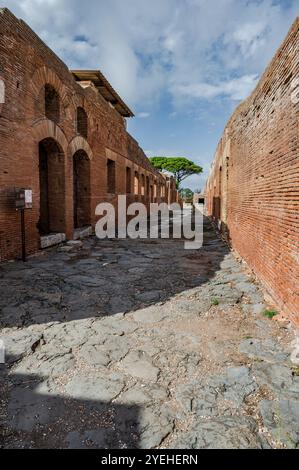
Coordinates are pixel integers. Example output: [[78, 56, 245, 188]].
[[211, 298, 220, 306], [263, 309, 278, 319]]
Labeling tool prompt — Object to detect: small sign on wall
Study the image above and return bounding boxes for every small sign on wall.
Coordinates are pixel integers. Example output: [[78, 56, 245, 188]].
[[0, 78, 4, 104], [15, 188, 33, 210], [25, 189, 33, 209], [15, 188, 32, 262]]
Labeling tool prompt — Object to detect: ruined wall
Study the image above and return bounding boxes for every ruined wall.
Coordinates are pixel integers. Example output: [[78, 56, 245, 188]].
[[205, 18, 299, 325], [0, 9, 179, 261]]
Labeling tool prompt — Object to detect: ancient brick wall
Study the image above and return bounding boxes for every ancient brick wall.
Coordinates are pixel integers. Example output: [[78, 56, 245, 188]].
[[0, 8, 179, 261], [205, 18, 299, 325]]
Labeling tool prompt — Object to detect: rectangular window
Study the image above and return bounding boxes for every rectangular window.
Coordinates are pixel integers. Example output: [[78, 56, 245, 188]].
[[141, 174, 145, 196], [126, 167, 131, 194], [107, 159, 116, 194], [134, 172, 139, 195]]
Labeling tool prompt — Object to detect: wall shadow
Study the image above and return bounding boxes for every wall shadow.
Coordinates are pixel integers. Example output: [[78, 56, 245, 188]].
[[0, 215, 232, 449], [0, 355, 141, 449], [0, 214, 231, 328]]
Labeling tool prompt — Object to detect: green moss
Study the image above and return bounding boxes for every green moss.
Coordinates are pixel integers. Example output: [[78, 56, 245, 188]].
[[263, 309, 278, 319], [211, 298, 220, 306]]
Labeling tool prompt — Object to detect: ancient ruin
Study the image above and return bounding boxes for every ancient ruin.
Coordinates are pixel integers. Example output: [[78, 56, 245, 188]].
[[205, 18, 299, 325], [0, 6, 298, 452], [0, 8, 179, 262]]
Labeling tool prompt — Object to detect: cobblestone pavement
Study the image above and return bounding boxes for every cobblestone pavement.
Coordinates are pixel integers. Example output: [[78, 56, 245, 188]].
[[0, 219, 298, 449]]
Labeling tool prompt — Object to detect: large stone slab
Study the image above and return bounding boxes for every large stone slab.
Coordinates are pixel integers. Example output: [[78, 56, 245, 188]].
[[173, 416, 264, 449], [133, 306, 168, 324], [65, 374, 125, 402], [176, 367, 257, 416], [1, 328, 43, 363], [12, 350, 75, 378], [8, 381, 64, 432], [252, 363, 299, 399], [139, 406, 175, 448], [240, 338, 290, 363], [259, 399, 299, 448], [119, 351, 160, 382]]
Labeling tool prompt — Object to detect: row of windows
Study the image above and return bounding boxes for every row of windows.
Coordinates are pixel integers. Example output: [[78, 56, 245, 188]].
[[44, 84, 88, 138], [44, 85, 167, 198], [107, 160, 166, 198]]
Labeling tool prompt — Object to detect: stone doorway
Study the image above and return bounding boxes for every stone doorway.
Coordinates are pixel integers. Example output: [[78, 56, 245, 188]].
[[38, 138, 66, 241], [73, 150, 91, 230]]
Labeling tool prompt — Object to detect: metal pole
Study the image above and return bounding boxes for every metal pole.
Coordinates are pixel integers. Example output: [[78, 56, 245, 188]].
[[20, 209, 26, 262]]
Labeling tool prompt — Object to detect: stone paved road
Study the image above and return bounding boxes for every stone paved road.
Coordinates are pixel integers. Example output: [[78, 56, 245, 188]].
[[0, 218, 298, 449]]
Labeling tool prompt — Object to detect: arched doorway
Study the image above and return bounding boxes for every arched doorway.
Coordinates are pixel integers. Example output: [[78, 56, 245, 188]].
[[73, 150, 91, 229], [38, 138, 65, 235]]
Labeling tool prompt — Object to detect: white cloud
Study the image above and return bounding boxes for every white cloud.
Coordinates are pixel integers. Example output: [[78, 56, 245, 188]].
[[137, 112, 151, 118], [4, 0, 298, 111], [173, 74, 259, 101], [231, 22, 268, 57]]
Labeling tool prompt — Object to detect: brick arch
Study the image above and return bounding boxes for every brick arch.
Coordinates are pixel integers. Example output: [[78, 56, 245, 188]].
[[32, 118, 68, 155], [68, 136, 93, 160], [30, 66, 68, 103], [70, 93, 85, 111], [68, 94, 92, 130]]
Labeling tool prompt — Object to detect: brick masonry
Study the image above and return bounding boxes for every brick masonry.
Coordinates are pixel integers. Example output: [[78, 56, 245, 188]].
[[0, 8, 180, 262], [205, 18, 299, 325]]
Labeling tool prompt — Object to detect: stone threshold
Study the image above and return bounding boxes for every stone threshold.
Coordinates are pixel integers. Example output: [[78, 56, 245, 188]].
[[40, 233, 66, 249], [73, 226, 93, 240]]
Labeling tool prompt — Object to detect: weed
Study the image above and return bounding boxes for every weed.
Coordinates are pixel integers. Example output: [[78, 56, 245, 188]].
[[263, 309, 278, 319]]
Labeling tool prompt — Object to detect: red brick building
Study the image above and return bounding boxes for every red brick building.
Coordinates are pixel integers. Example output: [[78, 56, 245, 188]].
[[0, 8, 179, 261], [205, 18, 299, 325]]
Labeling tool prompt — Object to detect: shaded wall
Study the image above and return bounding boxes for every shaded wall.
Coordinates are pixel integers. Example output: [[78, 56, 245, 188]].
[[205, 18, 299, 325], [0, 8, 180, 261]]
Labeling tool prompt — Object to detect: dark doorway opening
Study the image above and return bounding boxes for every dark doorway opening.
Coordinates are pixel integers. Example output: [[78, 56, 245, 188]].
[[38, 138, 65, 236], [107, 159, 116, 194], [73, 150, 91, 229], [126, 167, 132, 194], [39, 143, 49, 235]]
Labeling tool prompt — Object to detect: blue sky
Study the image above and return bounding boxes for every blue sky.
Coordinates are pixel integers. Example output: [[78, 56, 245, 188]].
[[4, 0, 299, 190]]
